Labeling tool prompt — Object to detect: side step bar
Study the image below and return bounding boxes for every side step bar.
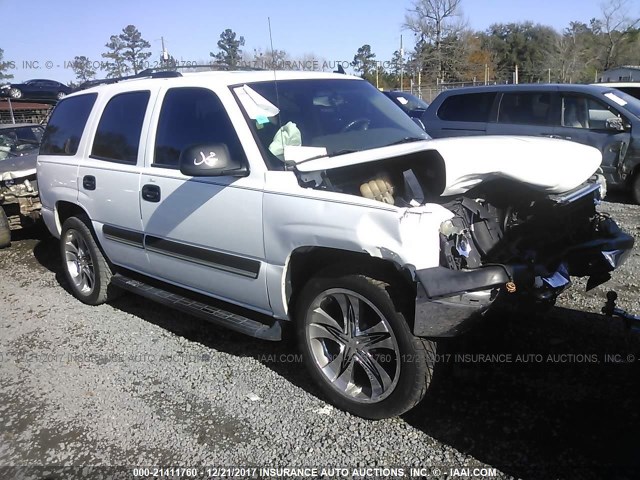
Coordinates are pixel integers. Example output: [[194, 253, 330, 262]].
[[111, 274, 282, 341]]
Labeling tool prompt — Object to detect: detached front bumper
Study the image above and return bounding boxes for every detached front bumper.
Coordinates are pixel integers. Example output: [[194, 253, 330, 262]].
[[413, 219, 635, 338]]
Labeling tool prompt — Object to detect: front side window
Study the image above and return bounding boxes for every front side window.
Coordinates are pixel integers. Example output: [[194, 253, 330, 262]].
[[498, 92, 554, 126], [234, 79, 428, 168], [561, 95, 621, 130], [40, 93, 97, 156], [91, 91, 150, 164], [154, 87, 247, 168]]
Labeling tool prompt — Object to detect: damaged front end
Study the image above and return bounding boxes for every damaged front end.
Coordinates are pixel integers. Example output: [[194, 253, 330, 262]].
[[292, 137, 634, 337], [1, 171, 42, 230], [415, 180, 634, 336]]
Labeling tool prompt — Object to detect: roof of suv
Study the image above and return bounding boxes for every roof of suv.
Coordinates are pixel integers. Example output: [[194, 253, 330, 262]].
[[435, 83, 628, 96], [69, 70, 360, 98]]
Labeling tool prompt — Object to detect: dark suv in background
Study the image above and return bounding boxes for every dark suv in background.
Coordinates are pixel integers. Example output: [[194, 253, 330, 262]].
[[423, 84, 640, 202]]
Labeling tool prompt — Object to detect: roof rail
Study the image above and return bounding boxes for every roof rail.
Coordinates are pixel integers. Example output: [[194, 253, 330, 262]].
[[139, 64, 264, 74], [74, 63, 264, 92], [75, 69, 182, 91]]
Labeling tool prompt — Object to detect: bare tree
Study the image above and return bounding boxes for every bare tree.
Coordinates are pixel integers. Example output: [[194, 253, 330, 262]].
[[600, 0, 640, 70], [404, 0, 465, 81]]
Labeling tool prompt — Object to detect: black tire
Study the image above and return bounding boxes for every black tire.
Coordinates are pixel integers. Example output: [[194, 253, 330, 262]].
[[631, 172, 640, 205], [295, 271, 436, 419], [0, 208, 11, 249], [56, 91, 66, 100], [60, 215, 117, 305], [9, 88, 22, 99]]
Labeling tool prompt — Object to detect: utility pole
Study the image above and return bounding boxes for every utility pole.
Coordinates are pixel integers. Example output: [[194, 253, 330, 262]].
[[399, 35, 404, 91], [514, 64, 519, 84], [548, 68, 551, 83]]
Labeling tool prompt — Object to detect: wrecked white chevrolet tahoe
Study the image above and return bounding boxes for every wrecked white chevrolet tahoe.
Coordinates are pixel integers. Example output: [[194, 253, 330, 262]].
[[36, 71, 634, 419]]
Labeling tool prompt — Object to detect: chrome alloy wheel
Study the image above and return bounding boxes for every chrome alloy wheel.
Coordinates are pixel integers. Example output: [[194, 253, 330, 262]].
[[63, 229, 95, 294], [306, 288, 401, 403]]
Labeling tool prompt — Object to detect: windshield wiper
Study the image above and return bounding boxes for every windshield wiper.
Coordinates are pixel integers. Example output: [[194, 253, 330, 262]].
[[385, 136, 427, 147]]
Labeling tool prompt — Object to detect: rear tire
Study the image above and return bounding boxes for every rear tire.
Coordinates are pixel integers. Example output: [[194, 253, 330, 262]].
[[9, 88, 22, 99], [0, 208, 11, 249], [60, 215, 117, 305], [295, 271, 436, 419]]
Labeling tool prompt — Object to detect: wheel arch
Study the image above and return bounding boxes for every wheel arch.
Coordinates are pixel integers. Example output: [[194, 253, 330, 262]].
[[285, 246, 417, 325], [55, 201, 89, 236]]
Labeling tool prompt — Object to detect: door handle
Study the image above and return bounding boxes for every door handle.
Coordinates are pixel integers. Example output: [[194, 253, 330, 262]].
[[542, 133, 562, 139], [141, 184, 161, 203], [82, 175, 96, 190]]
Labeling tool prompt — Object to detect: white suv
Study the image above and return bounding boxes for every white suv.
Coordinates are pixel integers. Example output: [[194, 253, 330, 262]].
[[37, 69, 634, 419]]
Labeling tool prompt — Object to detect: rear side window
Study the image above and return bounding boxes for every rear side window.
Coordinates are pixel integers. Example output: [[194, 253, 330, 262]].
[[154, 87, 246, 168], [40, 93, 97, 155], [91, 91, 150, 164], [498, 92, 554, 126], [437, 92, 496, 122]]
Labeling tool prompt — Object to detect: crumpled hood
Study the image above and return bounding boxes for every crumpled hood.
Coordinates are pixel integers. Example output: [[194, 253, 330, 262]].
[[0, 152, 37, 180], [295, 136, 602, 195]]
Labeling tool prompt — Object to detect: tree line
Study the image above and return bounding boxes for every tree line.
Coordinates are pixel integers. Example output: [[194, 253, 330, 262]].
[[0, 0, 637, 89]]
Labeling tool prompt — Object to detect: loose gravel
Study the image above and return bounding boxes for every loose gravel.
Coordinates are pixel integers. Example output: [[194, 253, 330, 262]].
[[0, 200, 639, 480]]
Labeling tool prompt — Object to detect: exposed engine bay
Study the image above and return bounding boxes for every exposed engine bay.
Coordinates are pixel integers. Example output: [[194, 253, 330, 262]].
[[296, 149, 634, 307]]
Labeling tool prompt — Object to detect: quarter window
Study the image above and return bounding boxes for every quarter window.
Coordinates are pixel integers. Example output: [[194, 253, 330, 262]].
[[40, 93, 97, 156], [437, 93, 496, 122], [91, 91, 150, 164], [154, 87, 247, 168]]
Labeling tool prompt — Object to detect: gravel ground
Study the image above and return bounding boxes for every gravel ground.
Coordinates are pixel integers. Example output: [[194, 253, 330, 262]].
[[0, 200, 639, 480]]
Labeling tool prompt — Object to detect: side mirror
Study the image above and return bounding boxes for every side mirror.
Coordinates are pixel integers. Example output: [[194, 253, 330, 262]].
[[179, 144, 247, 177], [605, 117, 627, 132], [412, 117, 426, 131]]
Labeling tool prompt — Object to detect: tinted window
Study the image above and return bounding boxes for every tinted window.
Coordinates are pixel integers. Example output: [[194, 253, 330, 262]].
[[437, 92, 496, 122], [91, 91, 150, 163], [40, 93, 97, 155], [154, 87, 247, 168], [498, 92, 554, 126]]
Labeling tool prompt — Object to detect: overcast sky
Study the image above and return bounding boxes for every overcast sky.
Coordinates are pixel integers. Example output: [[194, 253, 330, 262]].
[[1, 0, 635, 82]]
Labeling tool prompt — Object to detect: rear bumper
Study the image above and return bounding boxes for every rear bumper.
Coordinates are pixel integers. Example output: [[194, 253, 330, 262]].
[[413, 221, 635, 338]]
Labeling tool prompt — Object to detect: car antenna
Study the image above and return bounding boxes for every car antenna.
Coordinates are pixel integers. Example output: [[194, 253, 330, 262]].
[[268, 17, 286, 167]]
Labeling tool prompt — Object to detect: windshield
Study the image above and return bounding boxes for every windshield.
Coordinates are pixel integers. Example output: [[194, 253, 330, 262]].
[[234, 78, 429, 167], [601, 90, 640, 119], [388, 92, 429, 111], [0, 125, 44, 161]]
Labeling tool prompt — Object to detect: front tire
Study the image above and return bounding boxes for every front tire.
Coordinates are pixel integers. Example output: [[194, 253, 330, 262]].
[[295, 272, 435, 419], [631, 171, 640, 205], [0, 208, 11, 248], [60, 215, 116, 305], [56, 91, 66, 100]]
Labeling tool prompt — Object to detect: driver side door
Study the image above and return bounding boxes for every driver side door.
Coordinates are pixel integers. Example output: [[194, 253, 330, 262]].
[[554, 93, 631, 186], [140, 86, 270, 313]]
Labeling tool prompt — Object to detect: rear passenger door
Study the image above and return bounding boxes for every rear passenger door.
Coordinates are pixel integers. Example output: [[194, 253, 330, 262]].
[[487, 90, 559, 137], [554, 93, 631, 185], [77, 89, 154, 274], [139, 87, 269, 313]]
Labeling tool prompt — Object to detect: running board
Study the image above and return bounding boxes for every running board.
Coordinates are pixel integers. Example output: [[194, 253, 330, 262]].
[[111, 274, 282, 341]]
